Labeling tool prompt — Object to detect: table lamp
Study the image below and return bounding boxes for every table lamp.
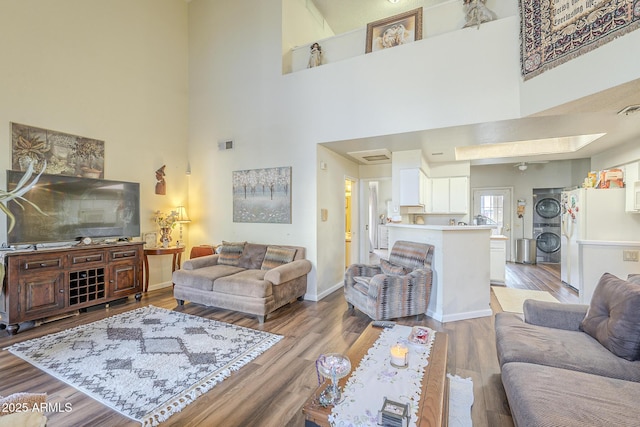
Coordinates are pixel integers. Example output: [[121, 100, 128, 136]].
[[175, 205, 191, 247]]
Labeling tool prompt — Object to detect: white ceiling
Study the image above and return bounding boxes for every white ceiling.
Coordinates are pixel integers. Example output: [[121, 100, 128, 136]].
[[309, 1, 640, 168]]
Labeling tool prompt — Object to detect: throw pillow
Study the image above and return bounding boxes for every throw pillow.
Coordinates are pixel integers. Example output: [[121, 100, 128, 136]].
[[580, 273, 640, 361], [218, 241, 246, 266], [236, 243, 268, 269], [628, 274, 640, 285], [261, 246, 297, 270], [380, 258, 411, 276]]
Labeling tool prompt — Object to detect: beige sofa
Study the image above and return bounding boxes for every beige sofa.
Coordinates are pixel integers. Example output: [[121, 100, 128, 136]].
[[172, 242, 311, 323]]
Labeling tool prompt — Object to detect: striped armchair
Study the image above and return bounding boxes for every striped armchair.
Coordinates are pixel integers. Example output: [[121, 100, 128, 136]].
[[344, 240, 435, 321]]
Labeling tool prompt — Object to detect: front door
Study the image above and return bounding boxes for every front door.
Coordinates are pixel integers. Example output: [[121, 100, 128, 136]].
[[473, 187, 514, 261]]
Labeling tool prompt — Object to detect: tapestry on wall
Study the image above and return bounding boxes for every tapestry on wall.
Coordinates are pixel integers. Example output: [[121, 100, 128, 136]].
[[232, 166, 292, 223], [11, 122, 105, 178], [520, 0, 640, 80]]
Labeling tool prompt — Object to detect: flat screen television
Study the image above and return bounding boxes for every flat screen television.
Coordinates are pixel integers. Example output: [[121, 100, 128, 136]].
[[6, 170, 140, 245]]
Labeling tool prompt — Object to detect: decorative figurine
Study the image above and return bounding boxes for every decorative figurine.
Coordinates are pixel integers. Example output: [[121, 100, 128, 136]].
[[308, 42, 322, 68], [155, 165, 166, 195], [463, 0, 497, 29]]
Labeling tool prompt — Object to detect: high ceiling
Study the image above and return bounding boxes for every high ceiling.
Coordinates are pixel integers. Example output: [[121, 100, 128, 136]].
[[321, 78, 640, 166]]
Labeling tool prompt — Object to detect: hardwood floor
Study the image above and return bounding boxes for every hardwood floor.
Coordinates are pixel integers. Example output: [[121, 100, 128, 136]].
[[0, 262, 577, 426]]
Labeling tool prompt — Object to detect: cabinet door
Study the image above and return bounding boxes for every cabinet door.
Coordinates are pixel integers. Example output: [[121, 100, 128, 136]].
[[399, 169, 422, 205], [449, 177, 469, 214], [431, 178, 450, 213], [108, 261, 141, 297], [19, 271, 66, 320], [625, 162, 639, 212]]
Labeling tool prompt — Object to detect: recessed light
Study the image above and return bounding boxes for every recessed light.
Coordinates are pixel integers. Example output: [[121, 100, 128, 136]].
[[388, 0, 400, 3]]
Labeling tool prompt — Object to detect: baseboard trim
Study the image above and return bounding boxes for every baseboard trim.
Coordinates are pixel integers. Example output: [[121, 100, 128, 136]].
[[148, 281, 173, 292], [305, 281, 343, 302], [427, 308, 493, 323]]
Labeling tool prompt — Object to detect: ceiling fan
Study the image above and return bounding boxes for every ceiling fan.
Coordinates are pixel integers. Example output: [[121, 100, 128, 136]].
[[514, 161, 548, 171]]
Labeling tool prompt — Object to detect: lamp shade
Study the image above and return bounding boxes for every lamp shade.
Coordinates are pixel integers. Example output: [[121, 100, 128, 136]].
[[175, 206, 191, 223]]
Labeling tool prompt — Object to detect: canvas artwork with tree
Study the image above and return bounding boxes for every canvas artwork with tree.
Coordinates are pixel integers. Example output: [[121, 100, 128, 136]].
[[232, 166, 291, 223]]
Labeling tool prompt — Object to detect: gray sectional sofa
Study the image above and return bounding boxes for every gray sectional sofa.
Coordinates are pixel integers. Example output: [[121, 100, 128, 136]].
[[172, 242, 312, 323], [495, 273, 640, 427]]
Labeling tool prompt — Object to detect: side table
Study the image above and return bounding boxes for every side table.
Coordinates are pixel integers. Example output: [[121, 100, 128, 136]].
[[143, 246, 185, 292]]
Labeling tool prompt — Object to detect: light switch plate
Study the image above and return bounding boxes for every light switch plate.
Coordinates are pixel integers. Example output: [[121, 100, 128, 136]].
[[623, 250, 639, 262]]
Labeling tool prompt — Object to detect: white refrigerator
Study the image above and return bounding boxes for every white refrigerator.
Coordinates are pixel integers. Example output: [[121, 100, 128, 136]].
[[561, 188, 633, 292]]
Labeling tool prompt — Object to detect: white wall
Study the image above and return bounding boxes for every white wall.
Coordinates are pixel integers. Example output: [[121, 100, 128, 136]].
[[470, 160, 591, 239], [0, 0, 189, 288], [315, 145, 360, 297], [520, 30, 640, 116]]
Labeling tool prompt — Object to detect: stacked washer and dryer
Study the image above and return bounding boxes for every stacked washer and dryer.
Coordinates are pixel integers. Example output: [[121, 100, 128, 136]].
[[532, 188, 562, 263]]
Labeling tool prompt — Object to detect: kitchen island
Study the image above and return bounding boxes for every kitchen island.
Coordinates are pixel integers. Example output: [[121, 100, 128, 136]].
[[387, 223, 494, 322]]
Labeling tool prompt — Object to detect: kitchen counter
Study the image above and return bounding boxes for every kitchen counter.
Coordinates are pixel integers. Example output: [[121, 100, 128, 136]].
[[387, 223, 495, 231], [388, 224, 493, 323], [575, 240, 640, 304]]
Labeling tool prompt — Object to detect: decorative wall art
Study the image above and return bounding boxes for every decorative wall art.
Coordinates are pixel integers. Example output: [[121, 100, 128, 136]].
[[155, 165, 166, 195], [366, 8, 423, 54], [520, 0, 640, 80], [11, 122, 105, 178], [232, 166, 292, 224]]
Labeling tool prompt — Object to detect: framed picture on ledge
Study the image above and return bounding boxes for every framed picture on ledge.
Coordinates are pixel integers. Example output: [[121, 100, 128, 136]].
[[366, 8, 423, 54]]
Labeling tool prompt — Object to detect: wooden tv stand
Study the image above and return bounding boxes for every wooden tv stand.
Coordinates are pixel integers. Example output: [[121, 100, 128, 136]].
[[0, 242, 143, 335]]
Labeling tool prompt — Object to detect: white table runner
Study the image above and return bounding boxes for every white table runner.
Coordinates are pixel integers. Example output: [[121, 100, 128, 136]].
[[328, 325, 435, 427]]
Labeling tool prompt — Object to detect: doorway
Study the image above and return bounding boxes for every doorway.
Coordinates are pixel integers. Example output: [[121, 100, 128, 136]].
[[473, 187, 514, 261], [344, 178, 358, 268]]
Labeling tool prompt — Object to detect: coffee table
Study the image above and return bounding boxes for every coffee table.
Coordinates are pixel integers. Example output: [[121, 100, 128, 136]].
[[302, 324, 449, 427]]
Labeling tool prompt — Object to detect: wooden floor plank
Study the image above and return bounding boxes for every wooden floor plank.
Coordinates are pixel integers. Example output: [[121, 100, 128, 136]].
[[0, 261, 576, 426]]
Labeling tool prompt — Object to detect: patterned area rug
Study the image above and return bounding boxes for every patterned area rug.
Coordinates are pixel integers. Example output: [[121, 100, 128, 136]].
[[5, 306, 282, 426], [492, 286, 559, 313], [520, 0, 640, 80]]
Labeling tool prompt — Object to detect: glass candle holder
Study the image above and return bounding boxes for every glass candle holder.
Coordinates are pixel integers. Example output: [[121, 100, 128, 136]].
[[390, 342, 409, 368]]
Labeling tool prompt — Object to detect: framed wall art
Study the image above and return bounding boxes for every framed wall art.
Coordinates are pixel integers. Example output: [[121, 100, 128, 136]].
[[232, 166, 292, 224], [11, 122, 105, 178], [366, 8, 423, 54]]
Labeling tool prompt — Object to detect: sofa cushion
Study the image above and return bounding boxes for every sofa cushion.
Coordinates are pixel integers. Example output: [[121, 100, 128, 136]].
[[213, 269, 272, 298], [580, 273, 640, 361], [352, 276, 371, 295], [218, 241, 246, 266], [501, 362, 640, 427], [261, 246, 297, 270], [495, 312, 640, 381], [237, 243, 268, 270], [173, 265, 245, 292], [379, 258, 411, 276]]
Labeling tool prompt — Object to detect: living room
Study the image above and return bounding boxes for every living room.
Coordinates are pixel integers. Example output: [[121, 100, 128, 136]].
[[1, 0, 640, 425]]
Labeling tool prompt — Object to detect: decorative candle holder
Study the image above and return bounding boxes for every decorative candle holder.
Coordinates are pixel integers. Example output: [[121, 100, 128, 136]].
[[390, 342, 409, 368]]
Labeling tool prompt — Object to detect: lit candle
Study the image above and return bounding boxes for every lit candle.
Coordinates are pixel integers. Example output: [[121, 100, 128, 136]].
[[390, 343, 408, 368]]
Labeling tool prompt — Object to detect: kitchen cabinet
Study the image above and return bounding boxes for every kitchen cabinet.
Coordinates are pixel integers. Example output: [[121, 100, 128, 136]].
[[624, 162, 639, 212], [431, 177, 469, 214], [1, 243, 143, 335], [490, 236, 507, 284], [399, 168, 429, 208], [377, 225, 389, 249]]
